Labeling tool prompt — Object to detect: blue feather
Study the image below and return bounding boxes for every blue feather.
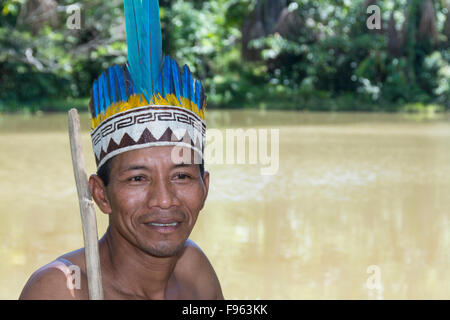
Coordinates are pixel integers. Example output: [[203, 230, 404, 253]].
[[101, 72, 111, 111], [98, 74, 105, 113], [114, 65, 127, 102], [93, 80, 99, 117], [163, 56, 172, 98], [155, 73, 162, 101], [189, 72, 195, 108], [108, 67, 117, 105], [195, 80, 201, 111], [182, 65, 190, 100], [145, 0, 163, 96], [123, 0, 142, 96], [124, 67, 135, 96], [133, 0, 148, 99], [198, 82, 205, 110], [124, 0, 162, 102], [171, 59, 182, 104]]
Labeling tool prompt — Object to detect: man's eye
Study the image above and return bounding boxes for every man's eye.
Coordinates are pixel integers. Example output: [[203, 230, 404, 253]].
[[175, 173, 190, 180], [130, 176, 144, 182]]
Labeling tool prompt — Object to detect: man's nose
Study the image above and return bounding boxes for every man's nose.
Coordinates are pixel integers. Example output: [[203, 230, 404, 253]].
[[147, 178, 177, 209]]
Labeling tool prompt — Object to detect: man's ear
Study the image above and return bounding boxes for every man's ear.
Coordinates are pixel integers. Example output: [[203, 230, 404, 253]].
[[200, 170, 210, 211], [89, 174, 112, 214]]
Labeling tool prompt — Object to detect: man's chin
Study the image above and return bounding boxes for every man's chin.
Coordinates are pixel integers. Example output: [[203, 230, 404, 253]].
[[140, 240, 186, 258]]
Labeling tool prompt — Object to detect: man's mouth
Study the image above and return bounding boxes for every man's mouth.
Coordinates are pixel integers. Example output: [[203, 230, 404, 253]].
[[148, 222, 178, 227], [144, 221, 181, 233]]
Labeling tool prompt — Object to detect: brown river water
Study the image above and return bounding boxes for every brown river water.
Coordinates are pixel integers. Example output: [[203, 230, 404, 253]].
[[1, 110, 449, 299]]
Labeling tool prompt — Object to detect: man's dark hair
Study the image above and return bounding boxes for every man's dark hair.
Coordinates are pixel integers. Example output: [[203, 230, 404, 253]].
[[97, 157, 205, 187], [97, 158, 113, 187]]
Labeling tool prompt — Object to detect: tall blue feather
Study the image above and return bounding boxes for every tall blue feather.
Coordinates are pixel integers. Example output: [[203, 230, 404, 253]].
[[123, 0, 142, 96], [150, 0, 162, 96], [134, 0, 148, 99], [124, 0, 162, 103]]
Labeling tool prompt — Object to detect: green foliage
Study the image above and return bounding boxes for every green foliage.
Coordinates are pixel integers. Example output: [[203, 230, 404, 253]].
[[0, 0, 448, 113], [238, 0, 449, 111], [0, 0, 127, 110]]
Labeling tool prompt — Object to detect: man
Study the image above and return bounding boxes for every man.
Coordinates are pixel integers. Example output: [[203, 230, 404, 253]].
[[20, 146, 223, 300], [20, 0, 223, 300]]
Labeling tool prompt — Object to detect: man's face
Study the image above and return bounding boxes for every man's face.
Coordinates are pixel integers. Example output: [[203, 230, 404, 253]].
[[92, 146, 209, 258]]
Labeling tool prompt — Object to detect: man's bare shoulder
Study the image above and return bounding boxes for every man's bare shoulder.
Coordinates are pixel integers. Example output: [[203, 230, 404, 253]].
[[19, 252, 88, 300], [175, 239, 224, 300]]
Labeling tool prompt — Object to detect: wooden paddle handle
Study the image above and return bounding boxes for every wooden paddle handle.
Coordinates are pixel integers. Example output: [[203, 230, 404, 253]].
[[68, 108, 104, 300]]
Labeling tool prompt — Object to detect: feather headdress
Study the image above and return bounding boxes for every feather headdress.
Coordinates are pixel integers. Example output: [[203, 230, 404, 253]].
[[89, 0, 206, 169]]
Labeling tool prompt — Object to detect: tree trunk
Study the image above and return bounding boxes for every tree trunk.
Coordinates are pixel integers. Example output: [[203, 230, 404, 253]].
[[242, 0, 290, 61], [387, 13, 402, 56], [17, 0, 59, 35], [364, 0, 378, 7], [419, 0, 438, 44], [443, 1, 450, 45], [273, 7, 303, 39]]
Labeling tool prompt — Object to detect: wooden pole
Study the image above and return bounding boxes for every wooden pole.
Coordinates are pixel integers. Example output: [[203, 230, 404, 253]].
[[68, 108, 104, 300]]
